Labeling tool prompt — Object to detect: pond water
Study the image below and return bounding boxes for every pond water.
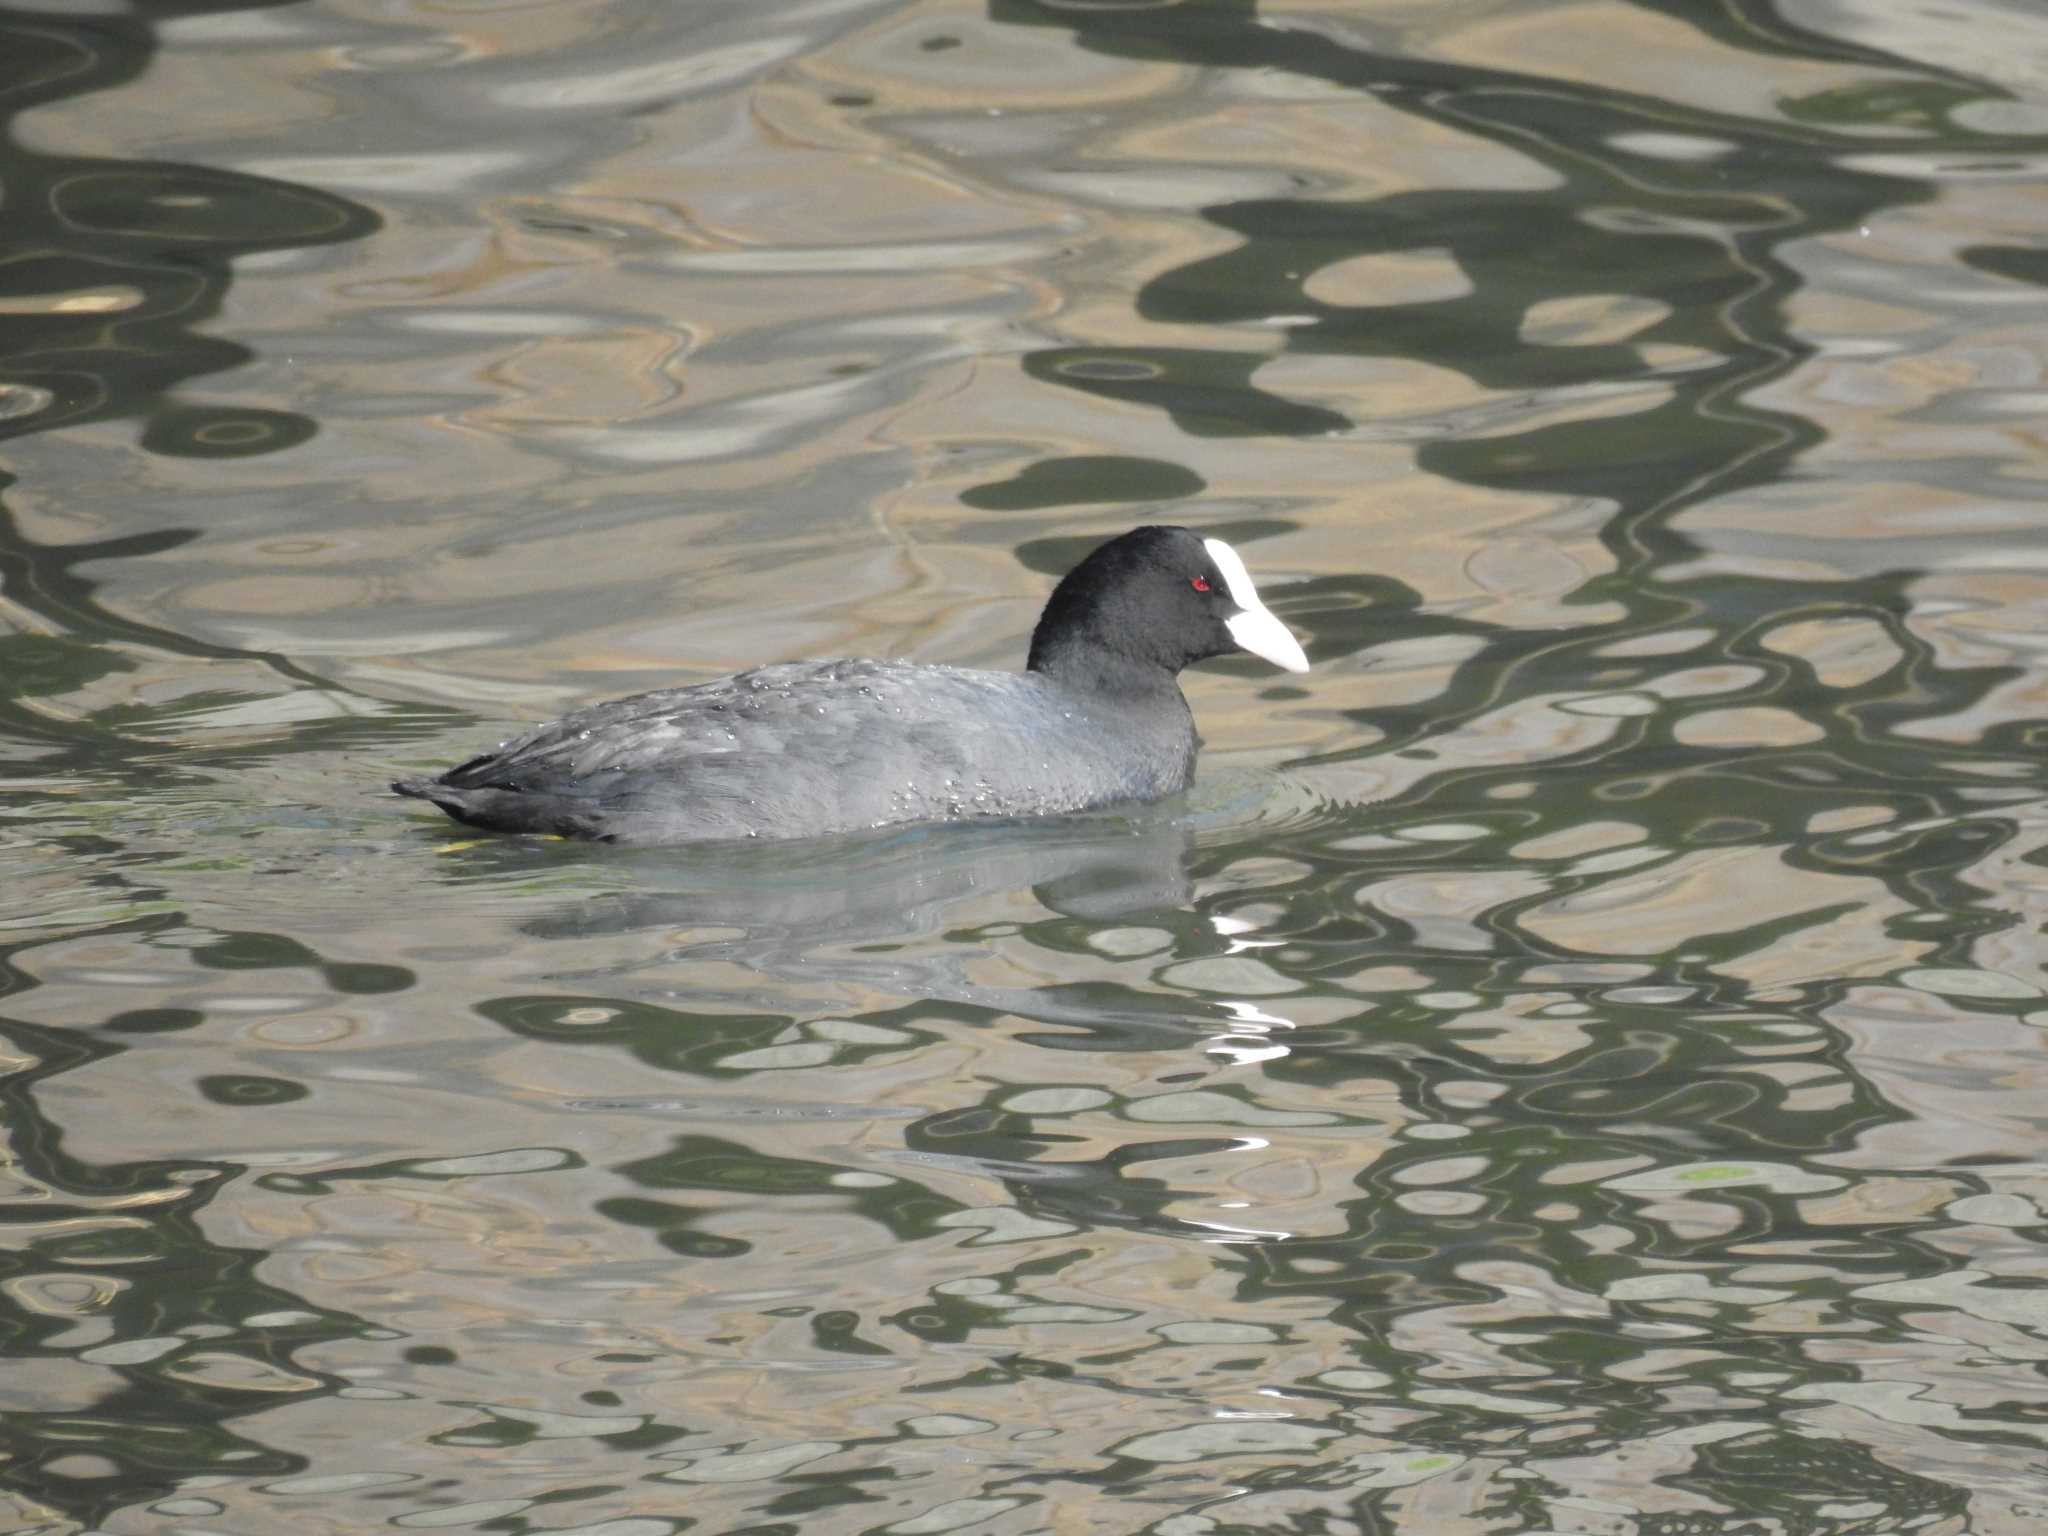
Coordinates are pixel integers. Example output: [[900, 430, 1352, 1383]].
[[7, 1, 2048, 1531]]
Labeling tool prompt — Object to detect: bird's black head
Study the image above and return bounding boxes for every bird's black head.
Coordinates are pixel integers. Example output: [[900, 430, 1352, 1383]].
[[1026, 525, 1308, 690]]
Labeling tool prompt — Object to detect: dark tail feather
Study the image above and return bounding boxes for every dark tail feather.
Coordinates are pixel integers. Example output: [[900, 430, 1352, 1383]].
[[391, 776, 612, 840]]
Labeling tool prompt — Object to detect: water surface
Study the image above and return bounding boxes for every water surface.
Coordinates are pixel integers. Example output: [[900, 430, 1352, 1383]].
[[7, 1, 2048, 1532]]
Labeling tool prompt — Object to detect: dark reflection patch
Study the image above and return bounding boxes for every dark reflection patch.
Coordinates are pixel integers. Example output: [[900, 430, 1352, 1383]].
[[196, 1074, 309, 1107], [141, 405, 318, 459], [102, 1008, 206, 1035], [961, 454, 1205, 510], [1961, 243, 2048, 288], [51, 170, 357, 243]]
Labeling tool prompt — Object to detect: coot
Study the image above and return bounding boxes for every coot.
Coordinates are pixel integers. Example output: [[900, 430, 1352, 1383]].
[[393, 525, 1308, 844]]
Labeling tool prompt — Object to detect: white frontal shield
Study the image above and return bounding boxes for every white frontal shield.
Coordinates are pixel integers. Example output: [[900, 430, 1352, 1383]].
[[1205, 537, 1310, 673]]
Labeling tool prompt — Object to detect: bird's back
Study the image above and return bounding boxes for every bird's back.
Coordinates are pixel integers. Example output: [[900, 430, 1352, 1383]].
[[394, 658, 1196, 843]]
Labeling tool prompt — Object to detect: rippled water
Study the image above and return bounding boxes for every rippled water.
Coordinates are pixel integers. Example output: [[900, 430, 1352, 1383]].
[[8, 1, 2048, 1531]]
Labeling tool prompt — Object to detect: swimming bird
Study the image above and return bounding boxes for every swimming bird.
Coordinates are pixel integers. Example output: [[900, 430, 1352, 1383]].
[[393, 524, 1309, 844]]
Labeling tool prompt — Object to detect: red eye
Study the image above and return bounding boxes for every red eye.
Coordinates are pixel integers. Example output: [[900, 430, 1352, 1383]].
[[1191, 575, 1210, 593]]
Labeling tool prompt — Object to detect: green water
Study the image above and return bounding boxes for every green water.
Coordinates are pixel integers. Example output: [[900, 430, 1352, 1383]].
[[6, 1, 2048, 1532]]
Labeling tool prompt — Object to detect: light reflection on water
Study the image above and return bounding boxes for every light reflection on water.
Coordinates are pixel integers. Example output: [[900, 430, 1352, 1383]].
[[7, 0, 2048, 1531]]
